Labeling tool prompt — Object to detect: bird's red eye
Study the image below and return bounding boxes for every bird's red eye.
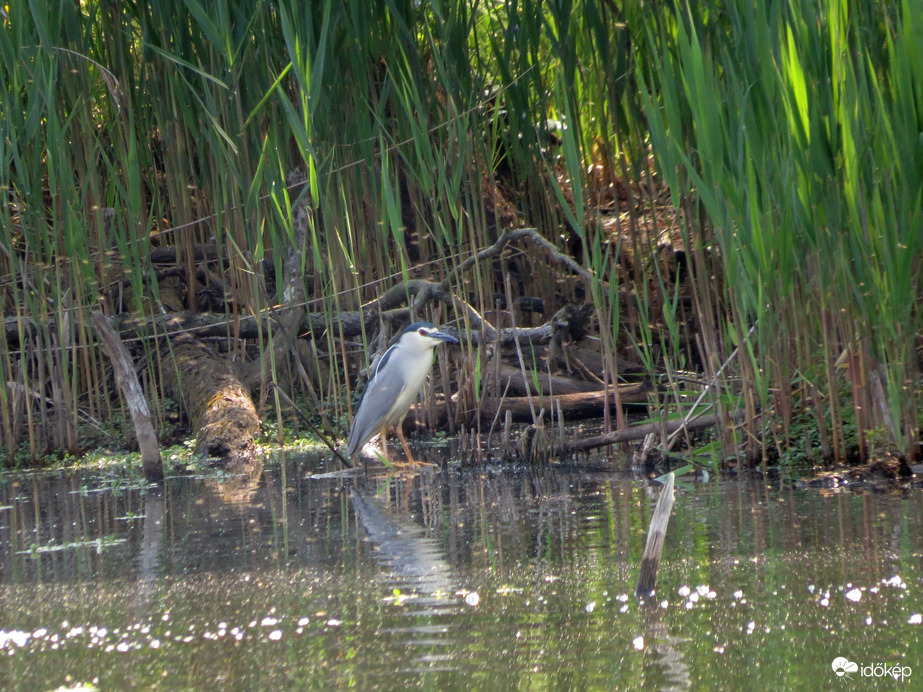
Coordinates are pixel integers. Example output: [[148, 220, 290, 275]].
[[418, 328, 427, 336]]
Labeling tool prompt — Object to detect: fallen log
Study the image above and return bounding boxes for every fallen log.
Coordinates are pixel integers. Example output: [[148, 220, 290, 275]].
[[494, 363, 604, 397], [162, 334, 261, 471], [99, 304, 560, 348], [108, 309, 367, 342], [561, 409, 746, 454], [476, 383, 649, 421]]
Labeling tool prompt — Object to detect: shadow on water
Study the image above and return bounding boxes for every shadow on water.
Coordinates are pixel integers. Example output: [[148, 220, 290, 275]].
[[0, 458, 921, 689]]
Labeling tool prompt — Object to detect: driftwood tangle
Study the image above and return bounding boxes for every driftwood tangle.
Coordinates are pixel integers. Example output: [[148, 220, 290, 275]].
[[74, 224, 740, 466]]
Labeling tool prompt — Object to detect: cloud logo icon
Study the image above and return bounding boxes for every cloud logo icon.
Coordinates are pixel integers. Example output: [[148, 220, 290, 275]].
[[832, 657, 859, 678]]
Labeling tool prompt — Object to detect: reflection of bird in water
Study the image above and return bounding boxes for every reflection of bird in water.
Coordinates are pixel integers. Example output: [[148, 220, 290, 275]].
[[349, 487, 457, 597], [347, 322, 458, 465]]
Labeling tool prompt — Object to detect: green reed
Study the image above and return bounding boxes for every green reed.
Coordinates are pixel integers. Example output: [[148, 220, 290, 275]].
[[1, 0, 919, 466], [639, 0, 921, 460]]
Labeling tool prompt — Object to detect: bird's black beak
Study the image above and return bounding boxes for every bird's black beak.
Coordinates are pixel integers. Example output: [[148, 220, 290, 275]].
[[431, 330, 459, 345]]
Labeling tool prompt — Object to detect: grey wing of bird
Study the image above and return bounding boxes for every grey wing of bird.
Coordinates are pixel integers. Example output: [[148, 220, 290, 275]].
[[347, 347, 406, 455]]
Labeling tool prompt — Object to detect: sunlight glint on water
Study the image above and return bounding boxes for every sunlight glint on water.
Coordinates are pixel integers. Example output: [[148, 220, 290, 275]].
[[0, 462, 920, 689]]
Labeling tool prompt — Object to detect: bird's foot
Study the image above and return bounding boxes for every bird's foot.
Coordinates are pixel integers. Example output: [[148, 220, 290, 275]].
[[389, 458, 437, 469]]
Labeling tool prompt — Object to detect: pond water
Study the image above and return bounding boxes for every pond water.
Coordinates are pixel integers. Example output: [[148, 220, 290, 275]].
[[0, 456, 920, 690]]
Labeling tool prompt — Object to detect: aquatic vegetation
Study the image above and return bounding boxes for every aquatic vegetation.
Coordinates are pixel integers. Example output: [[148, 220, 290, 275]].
[[0, 1, 919, 468]]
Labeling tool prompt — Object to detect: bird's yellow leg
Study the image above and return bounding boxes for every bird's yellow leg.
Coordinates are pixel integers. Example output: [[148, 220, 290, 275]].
[[396, 426, 415, 463], [393, 426, 435, 468]]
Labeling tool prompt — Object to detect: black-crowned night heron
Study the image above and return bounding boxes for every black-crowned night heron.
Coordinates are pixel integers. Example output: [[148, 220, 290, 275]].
[[347, 322, 458, 464]]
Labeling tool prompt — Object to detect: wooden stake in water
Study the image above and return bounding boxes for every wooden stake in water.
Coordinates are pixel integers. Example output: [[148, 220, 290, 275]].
[[635, 472, 675, 599]]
